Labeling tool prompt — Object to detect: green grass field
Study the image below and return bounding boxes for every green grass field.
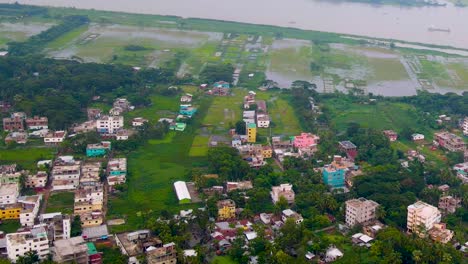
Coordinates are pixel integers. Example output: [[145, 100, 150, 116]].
[[108, 97, 212, 231], [46, 192, 75, 215], [0, 147, 56, 170], [367, 58, 409, 81], [189, 135, 210, 157], [212, 256, 238, 264]]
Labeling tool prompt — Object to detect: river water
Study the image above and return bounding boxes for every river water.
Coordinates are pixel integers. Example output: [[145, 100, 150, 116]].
[[3, 0, 468, 49]]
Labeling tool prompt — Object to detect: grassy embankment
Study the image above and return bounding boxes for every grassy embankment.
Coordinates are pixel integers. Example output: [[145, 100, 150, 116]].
[[0, 147, 56, 170]]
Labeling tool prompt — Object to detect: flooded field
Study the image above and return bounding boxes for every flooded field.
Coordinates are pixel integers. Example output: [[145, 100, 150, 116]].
[[47, 23, 223, 65], [0, 22, 53, 47]]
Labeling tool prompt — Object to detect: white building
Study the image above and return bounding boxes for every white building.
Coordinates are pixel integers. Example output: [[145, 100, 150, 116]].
[[282, 209, 303, 224], [407, 201, 441, 236], [411, 133, 425, 141], [44, 131, 67, 145], [51, 158, 81, 191], [25, 171, 48, 189], [116, 129, 130, 140], [96, 115, 124, 134], [174, 181, 191, 203], [462, 117, 468, 136], [0, 183, 19, 205], [39, 212, 71, 241], [243, 111, 256, 125], [18, 195, 42, 227], [132, 117, 148, 127], [271, 184, 295, 204], [6, 227, 50, 261], [256, 114, 270, 128], [345, 198, 379, 227]]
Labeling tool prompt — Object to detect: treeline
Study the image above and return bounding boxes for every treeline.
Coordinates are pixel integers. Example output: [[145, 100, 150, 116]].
[[8, 15, 90, 56], [392, 90, 468, 116], [0, 56, 176, 129], [0, 3, 47, 17]]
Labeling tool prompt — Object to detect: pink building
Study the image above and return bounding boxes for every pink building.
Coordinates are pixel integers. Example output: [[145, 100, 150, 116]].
[[293, 133, 320, 148]]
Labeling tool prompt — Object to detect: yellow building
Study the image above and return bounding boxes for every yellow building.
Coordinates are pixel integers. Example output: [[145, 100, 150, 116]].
[[74, 202, 103, 214], [247, 123, 257, 143], [262, 146, 273, 158], [0, 204, 21, 220], [217, 199, 236, 220]]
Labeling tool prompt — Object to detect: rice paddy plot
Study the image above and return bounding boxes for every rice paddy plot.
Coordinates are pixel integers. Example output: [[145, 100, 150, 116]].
[[0, 22, 53, 48]]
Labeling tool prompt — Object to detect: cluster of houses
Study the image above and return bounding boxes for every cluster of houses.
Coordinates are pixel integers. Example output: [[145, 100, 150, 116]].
[[2, 112, 50, 144], [171, 93, 197, 132]]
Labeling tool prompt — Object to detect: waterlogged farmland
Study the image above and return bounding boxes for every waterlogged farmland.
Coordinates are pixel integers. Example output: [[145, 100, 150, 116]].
[[0, 21, 53, 47]]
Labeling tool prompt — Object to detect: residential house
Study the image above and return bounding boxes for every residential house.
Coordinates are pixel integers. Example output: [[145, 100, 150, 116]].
[[116, 129, 131, 140], [243, 111, 256, 124], [74, 185, 104, 216], [412, 133, 425, 141], [80, 162, 101, 186], [179, 105, 197, 117], [243, 91, 256, 109], [323, 156, 351, 189], [169, 122, 186, 132], [453, 162, 468, 183], [247, 123, 257, 143], [282, 209, 303, 224], [73, 120, 97, 134], [226, 181, 253, 192], [407, 201, 443, 237], [0, 183, 19, 205], [256, 114, 270, 128], [434, 131, 466, 152], [86, 141, 111, 157], [109, 106, 124, 116], [217, 199, 236, 220], [325, 247, 343, 262], [271, 184, 295, 204], [53, 237, 89, 264], [132, 117, 148, 127], [212, 81, 230, 96], [113, 98, 132, 112], [0, 164, 22, 185], [96, 115, 124, 134], [25, 171, 48, 189], [338, 141, 358, 160], [107, 158, 127, 186], [2, 114, 25, 131], [180, 94, 193, 103], [29, 128, 49, 138], [461, 117, 468, 136], [18, 195, 42, 227], [146, 242, 177, 264], [39, 212, 71, 241], [438, 196, 461, 215], [383, 130, 398, 142], [6, 227, 49, 262], [427, 223, 454, 244], [44, 130, 66, 145], [51, 157, 81, 191], [345, 198, 379, 227], [87, 108, 102, 120], [25, 116, 48, 130], [80, 211, 104, 228], [4, 131, 28, 144]]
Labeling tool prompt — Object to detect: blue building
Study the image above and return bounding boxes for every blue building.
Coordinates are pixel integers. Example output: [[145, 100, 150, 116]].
[[86, 141, 111, 157], [179, 105, 197, 117], [322, 165, 345, 188]]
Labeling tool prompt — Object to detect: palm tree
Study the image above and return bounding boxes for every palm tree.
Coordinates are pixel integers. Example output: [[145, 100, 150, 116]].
[[412, 250, 423, 264]]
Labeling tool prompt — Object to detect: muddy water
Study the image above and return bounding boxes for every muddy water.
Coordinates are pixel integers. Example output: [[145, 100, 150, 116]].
[[4, 0, 468, 49]]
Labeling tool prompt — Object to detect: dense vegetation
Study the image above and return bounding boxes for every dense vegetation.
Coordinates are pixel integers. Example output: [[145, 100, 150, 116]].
[[0, 3, 47, 17]]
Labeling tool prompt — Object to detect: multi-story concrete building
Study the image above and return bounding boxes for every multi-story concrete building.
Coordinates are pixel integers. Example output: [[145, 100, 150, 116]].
[[434, 131, 466, 152], [2, 116, 24, 131], [0, 165, 22, 185], [6, 227, 49, 261], [53, 236, 89, 264], [146, 242, 177, 264], [44, 130, 67, 145], [18, 195, 42, 227], [256, 114, 270, 128], [0, 183, 19, 205], [80, 162, 101, 186], [407, 201, 441, 236], [293, 133, 320, 148], [86, 141, 111, 157], [271, 184, 295, 204], [462, 117, 468, 136], [107, 158, 127, 186], [339, 141, 358, 160], [217, 199, 236, 220], [51, 157, 81, 191], [74, 184, 104, 215], [345, 198, 379, 227], [323, 163, 346, 188], [39, 212, 71, 241], [282, 209, 303, 224], [96, 115, 124, 134], [427, 223, 454, 244], [438, 196, 461, 215], [25, 171, 48, 189], [25, 116, 48, 130], [247, 123, 257, 143]]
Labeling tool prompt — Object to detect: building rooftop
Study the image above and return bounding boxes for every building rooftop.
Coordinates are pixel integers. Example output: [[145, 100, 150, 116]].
[[339, 141, 357, 149], [54, 237, 87, 256], [0, 183, 19, 197]]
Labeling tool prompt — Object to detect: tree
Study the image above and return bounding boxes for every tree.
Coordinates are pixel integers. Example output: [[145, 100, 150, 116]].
[[235, 121, 246, 135], [16, 251, 39, 264], [71, 215, 82, 236]]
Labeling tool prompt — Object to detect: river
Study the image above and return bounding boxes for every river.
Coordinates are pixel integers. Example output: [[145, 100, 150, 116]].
[[2, 0, 468, 49]]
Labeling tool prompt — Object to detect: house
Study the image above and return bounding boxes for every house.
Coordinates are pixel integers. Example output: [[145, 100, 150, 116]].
[[180, 94, 193, 103], [169, 122, 186, 132], [51, 157, 81, 191], [115, 129, 130, 140], [38, 212, 71, 241], [81, 225, 109, 242], [25, 171, 48, 189], [351, 233, 374, 246], [74, 185, 104, 216], [293, 133, 320, 148], [25, 116, 48, 130], [44, 130, 67, 145], [438, 196, 461, 215], [29, 128, 49, 138], [109, 107, 124, 116], [325, 247, 343, 262], [107, 158, 127, 186], [5, 131, 28, 144], [86, 141, 111, 157], [52, 237, 89, 264], [345, 198, 379, 227], [262, 146, 273, 158], [453, 162, 468, 183], [212, 81, 230, 96], [6, 227, 49, 262], [18, 195, 42, 227], [427, 223, 454, 244], [113, 98, 132, 112], [115, 230, 163, 258], [407, 201, 443, 237], [247, 123, 257, 143], [271, 184, 295, 204], [96, 115, 124, 134], [0, 183, 19, 205], [179, 105, 197, 117], [226, 181, 253, 192], [217, 199, 236, 220], [323, 157, 348, 188], [2, 115, 24, 131], [434, 131, 466, 152], [87, 242, 103, 264], [282, 209, 303, 224], [80, 211, 104, 228], [256, 114, 270, 128], [80, 162, 102, 186], [73, 120, 97, 134], [146, 242, 177, 264], [243, 110, 256, 124], [132, 117, 148, 127], [338, 141, 358, 160], [461, 117, 468, 136], [87, 108, 102, 120], [383, 130, 398, 142], [412, 133, 425, 141], [174, 181, 191, 204]]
